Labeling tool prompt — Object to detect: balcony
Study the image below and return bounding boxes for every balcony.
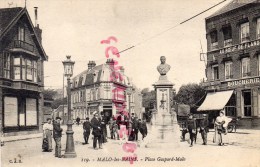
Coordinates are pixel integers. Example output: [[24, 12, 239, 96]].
[[224, 39, 232, 47], [12, 40, 34, 53], [210, 42, 218, 51]]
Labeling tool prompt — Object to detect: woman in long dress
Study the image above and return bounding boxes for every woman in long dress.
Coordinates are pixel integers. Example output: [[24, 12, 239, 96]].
[[42, 118, 53, 152], [214, 110, 232, 146]]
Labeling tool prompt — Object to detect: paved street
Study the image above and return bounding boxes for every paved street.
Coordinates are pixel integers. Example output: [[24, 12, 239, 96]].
[[1, 125, 260, 167]]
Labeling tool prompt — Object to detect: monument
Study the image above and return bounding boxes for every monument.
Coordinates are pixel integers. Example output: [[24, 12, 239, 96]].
[[145, 56, 180, 148]]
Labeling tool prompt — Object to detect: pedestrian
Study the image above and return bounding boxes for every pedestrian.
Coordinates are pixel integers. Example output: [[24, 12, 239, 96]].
[[128, 113, 136, 141], [83, 117, 91, 144], [139, 119, 148, 140], [90, 112, 103, 150], [108, 117, 114, 139], [42, 118, 53, 152], [116, 111, 128, 141], [186, 114, 196, 147], [53, 117, 63, 158], [100, 113, 107, 143], [199, 114, 209, 145], [112, 120, 120, 140], [214, 110, 232, 146], [132, 116, 139, 141], [76, 117, 80, 125]]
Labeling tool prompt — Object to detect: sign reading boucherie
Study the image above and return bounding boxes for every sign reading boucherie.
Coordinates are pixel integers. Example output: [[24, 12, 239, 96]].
[[227, 77, 260, 87]]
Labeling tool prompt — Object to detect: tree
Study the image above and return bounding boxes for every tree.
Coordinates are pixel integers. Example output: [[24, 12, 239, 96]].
[[174, 83, 206, 108], [51, 97, 67, 109], [42, 89, 57, 100], [141, 88, 156, 108]]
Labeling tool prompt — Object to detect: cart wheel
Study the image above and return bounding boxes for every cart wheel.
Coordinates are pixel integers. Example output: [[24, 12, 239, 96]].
[[227, 125, 233, 133]]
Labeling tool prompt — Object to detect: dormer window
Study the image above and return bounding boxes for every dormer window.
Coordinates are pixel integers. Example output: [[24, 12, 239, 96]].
[[18, 26, 25, 41], [240, 22, 250, 43]]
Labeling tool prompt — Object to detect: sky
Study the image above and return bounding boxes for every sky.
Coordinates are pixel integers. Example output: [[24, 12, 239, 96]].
[[1, 0, 231, 91]]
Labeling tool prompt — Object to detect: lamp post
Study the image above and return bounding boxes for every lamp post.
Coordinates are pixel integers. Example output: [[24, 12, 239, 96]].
[[127, 86, 133, 136], [62, 55, 77, 158]]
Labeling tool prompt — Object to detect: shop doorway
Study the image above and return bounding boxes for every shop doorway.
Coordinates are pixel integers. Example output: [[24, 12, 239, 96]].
[[225, 94, 236, 117]]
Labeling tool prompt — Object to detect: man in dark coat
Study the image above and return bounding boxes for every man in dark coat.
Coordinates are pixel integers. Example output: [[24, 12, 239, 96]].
[[100, 113, 107, 143], [139, 119, 148, 140], [132, 116, 139, 141], [185, 114, 197, 147], [199, 114, 209, 145], [91, 112, 102, 150], [83, 117, 91, 144], [53, 117, 63, 158]]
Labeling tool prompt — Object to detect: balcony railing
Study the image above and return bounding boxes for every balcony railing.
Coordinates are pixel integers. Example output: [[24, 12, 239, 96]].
[[220, 38, 260, 54], [13, 40, 34, 53], [224, 39, 232, 47]]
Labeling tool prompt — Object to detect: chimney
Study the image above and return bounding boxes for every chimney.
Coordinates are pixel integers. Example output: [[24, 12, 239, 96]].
[[88, 61, 96, 70], [34, 7, 42, 44]]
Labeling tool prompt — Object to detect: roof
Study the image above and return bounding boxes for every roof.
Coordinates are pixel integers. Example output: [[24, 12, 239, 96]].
[[54, 105, 68, 114], [72, 62, 131, 89], [0, 7, 48, 60], [206, 0, 258, 20], [0, 7, 23, 34]]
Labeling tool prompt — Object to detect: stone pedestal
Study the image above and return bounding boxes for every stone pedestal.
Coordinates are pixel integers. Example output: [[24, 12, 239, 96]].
[[145, 76, 180, 148]]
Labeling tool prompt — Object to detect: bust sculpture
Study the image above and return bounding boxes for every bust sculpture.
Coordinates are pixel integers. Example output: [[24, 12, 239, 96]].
[[157, 56, 171, 76]]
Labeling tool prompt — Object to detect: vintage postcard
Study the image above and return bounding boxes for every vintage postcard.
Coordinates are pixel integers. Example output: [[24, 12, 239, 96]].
[[1, 0, 260, 167]]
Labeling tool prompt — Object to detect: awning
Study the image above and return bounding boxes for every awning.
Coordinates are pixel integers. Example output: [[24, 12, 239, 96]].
[[197, 90, 234, 111]]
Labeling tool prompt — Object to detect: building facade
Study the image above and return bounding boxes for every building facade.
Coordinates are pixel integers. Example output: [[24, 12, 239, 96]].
[[71, 59, 135, 122], [199, 1, 260, 128], [0, 7, 48, 135]]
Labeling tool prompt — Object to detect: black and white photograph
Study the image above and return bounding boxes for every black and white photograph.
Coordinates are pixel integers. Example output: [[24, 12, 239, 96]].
[[1, 0, 260, 166]]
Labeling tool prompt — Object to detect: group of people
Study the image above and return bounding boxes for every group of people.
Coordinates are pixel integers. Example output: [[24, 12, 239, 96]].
[[42, 117, 63, 158], [82, 111, 148, 150], [181, 110, 232, 147]]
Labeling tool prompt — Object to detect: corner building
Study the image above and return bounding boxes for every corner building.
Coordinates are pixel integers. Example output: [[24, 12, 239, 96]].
[[199, 0, 260, 128]]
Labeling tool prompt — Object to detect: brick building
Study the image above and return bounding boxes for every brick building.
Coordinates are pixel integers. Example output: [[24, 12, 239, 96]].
[[199, 0, 260, 128], [71, 59, 135, 122], [0, 7, 48, 135]]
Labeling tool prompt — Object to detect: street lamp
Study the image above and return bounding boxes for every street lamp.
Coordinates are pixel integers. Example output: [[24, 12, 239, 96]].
[[126, 85, 133, 137], [62, 55, 76, 158]]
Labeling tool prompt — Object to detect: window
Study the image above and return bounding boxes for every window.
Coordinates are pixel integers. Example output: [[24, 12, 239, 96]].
[[243, 91, 251, 117], [240, 22, 249, 43], [33, 61, 37, 82], [21, 58, 26, 80], [258, 54, 260, 75], [242, 58, 250, 77], [225, 62, 233, 79], [212, 65, 219, 80], [4, 97, 18, 126], [225, 94, 236, 117], [3, 52, 11, 79], [257, 18, 260, 39], [18, 26, 25, 41], [26, 60, 32, 80], [210, 30, 218, 50], [14, 57, 21, 79], [26, 98, 37, 125], [223, 26, 232, 47]]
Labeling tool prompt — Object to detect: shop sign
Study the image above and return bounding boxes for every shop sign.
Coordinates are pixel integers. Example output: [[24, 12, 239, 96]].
[[227, 77, 260, 87]]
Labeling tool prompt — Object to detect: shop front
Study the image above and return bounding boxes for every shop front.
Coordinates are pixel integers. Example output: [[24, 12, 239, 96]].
[[199, 76, 260, 128]]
